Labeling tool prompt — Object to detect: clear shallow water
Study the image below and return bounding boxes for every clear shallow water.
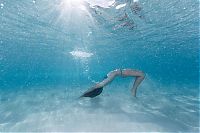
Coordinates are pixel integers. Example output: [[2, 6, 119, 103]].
[[0, 80, 199, 132], [0, 0, 199, 132]]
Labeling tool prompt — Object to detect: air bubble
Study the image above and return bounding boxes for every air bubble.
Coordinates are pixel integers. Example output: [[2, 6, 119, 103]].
[[0, 3, 4, 9]]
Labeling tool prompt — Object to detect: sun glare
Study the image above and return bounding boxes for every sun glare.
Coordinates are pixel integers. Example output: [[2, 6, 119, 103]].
[[61, 0, 84, 9]]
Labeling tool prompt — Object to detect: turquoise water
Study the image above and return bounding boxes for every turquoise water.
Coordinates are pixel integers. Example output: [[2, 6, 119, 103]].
[[0, 0, 199, 132]]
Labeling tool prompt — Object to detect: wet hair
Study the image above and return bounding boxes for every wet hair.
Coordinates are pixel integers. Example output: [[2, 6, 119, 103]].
[[80, 87, 103, 98], [80, 75, 107, 98]]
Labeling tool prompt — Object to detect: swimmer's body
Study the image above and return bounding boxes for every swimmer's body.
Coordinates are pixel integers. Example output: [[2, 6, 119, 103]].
[[80, 69, 145, 98]]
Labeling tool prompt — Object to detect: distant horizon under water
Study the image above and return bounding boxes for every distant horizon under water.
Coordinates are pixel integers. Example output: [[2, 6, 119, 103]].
[[0, 0, 199, 132]]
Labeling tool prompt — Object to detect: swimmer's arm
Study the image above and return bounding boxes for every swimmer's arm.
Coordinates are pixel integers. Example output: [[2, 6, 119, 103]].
[[98, 74, 115, 87], [96, 70, 120, 88]]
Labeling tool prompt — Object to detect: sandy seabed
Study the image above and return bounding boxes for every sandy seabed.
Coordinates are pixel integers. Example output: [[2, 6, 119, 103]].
[[0, 80, 199, 132]]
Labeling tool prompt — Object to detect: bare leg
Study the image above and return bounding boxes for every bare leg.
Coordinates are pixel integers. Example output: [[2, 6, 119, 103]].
[[131, 74, 145, 97]]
